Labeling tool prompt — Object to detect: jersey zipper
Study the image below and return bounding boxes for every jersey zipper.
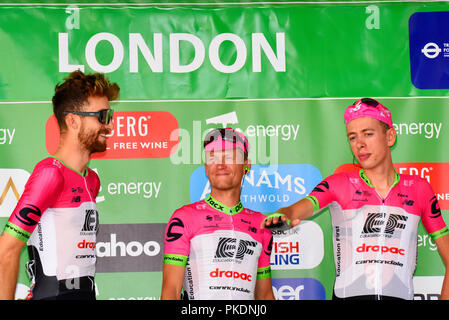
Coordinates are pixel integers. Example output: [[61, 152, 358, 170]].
[[372, 186, 393, 298]]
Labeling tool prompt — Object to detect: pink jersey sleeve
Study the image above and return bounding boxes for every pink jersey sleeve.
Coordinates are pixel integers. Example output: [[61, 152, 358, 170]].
[[418, 179, 449, 240], [4, 163, 64, 242], [163, 208, 191, 267], [306, 174, 342, 212]]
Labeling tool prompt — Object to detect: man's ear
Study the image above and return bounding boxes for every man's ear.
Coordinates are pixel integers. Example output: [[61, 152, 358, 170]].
[[387, 127, 397, 148], [244, 159, 251, 174], [64, 113, 80, 131]]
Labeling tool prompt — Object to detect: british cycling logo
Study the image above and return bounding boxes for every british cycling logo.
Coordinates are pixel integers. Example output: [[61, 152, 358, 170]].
[[270, 221, 324, 270], [190, 164, 322, 213]]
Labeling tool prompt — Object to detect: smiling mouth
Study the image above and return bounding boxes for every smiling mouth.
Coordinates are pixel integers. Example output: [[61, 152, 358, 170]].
[[358, 154, 371, 161], [99, 129, 111, 138]]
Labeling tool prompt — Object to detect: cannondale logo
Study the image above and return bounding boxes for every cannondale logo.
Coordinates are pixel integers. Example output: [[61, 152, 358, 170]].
[[362, 213, 408, 235], [430, 196, 442, 219], [166, 218, 184, 242], [312, 181, 329, 193], [15, 204, 41, 227], [215, 237, 257, 261]]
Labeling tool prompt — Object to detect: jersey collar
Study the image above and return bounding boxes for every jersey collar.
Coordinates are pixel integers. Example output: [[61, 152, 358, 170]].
[[359, 169, 400, 189], [49, 155, 88, 177], [205, 194, 244, 215]]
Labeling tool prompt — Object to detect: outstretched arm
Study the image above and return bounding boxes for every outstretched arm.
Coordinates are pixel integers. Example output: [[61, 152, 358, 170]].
[[263, 197, 315, 229]]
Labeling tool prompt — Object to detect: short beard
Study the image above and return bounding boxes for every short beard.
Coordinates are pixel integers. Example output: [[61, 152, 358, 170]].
[[78, 126, 109, 154]]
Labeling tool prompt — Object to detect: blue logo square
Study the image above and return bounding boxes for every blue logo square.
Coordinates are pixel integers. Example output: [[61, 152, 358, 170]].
[[409, 11, 449, 89]]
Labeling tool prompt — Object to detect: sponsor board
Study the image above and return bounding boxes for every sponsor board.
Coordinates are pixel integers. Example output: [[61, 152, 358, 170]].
[[272, 278, 326, 300], [335, 162, 449, 210], [0, 128, 15, 145], [270, 221, 324, 270], [409, 11, 449, 89], [96, 223, 165, 273], [45, 111, 179, 159], [190, 164, 322, 212], [0, 169, 31, 217], [413, 276, 443, 300]]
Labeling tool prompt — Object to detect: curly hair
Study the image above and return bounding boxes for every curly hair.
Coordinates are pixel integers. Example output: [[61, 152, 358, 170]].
[[52, 70, 120, 131]]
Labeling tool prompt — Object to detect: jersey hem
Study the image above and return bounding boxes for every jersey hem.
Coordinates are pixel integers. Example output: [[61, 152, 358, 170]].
[[163, 254, 188, 267], [429, 226, 449, 241], [3, 221, 30, 242]]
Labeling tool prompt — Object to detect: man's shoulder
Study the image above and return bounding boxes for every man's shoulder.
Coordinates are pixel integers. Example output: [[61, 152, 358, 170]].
[[32, 157, 65, 178], [173, 200, 209, 215]]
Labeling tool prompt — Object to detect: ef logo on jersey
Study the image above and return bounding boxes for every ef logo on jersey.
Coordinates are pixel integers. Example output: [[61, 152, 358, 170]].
[[362, 213, 408, 236], [214, 237, 257, 261]]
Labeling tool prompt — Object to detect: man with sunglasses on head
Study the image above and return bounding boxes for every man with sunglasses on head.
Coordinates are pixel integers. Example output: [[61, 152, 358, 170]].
[[161, 128, 274, 300], [264, 98, 449, 300], [0, 70, 119, 300]]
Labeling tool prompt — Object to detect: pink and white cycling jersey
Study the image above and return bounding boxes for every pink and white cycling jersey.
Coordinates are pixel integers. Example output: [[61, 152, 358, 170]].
[[163, 195, 273, 300], [3, 156, 100, 299], [305, 169, 449, 300]]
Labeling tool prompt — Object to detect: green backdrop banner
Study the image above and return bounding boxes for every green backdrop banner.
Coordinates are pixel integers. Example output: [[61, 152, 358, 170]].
[[0, 1, 448, 300]]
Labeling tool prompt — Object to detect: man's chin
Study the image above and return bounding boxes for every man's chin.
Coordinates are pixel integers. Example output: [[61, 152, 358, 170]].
[[89, 141, 108, 154], [210, 181, 239, 192]]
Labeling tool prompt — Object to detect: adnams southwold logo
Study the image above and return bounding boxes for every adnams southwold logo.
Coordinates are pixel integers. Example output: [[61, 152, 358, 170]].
[[190, 164, 322, 213], [0, 169, 31, 217]]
